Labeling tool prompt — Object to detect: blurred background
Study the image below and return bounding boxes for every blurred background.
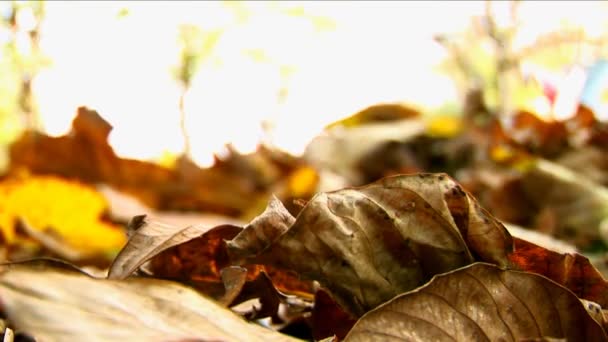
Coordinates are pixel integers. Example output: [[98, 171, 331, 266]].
[[1, 1, 608, 268], [2, 1, 607, 169]]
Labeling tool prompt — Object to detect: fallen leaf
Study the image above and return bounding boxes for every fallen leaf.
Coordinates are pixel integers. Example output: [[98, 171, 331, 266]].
[[0, 261, 300, 342], [311, 289, 357, 341], [0, 174, 126, 258], [98, 184, 245, 228], [108, 216, 240, 279], [227, 196, 295, 263], [110, 211, 312, 301], [219, 266, 249, 306], [508, 237, 608, 308], [345, 263, 606, 341], [146, 224, 244, 299], [227, 173, 513, 316]]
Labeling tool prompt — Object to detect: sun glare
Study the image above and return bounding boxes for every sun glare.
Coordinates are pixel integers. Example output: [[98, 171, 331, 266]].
[[25, 1, 608, 167]]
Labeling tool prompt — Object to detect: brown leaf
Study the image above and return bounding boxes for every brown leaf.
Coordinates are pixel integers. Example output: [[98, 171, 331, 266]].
[[508, 237, 608, 308], [0, 261, 300, 342], [219, 266, 249, 306], [345, 263, 606, 341], [228, 195, 295, 263], [108, 216, 239, 279], [113, 212, 311, 301], [230, 271, 282, 321], [9, 107, 302, 218], [227, 173, 513, 316], [311, 289, 357, 341], [147, 224, 243, 299]]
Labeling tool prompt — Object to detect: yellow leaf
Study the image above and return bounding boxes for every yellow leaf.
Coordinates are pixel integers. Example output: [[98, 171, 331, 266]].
[[288, 166, 318, 198], [0, 175, 125, 253], [426, 115, 463, 138]]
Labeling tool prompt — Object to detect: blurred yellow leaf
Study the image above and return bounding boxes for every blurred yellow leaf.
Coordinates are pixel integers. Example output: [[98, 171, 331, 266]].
[[0, 175, 125, 253], [287, 166, 318, 198], [425, 115, 463, 138]]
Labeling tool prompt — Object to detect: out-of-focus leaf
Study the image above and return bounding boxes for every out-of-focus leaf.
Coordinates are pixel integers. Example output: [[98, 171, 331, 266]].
[[98, 184, 245, 228], [305, 116, 426, 188], [227, 173, 513, 316], [324, 104, 420, 130], [0, 174, 125, 258], [14, 218, 100, 264], [508, 237, 608, 308], [286, 166, 319, 199], [9, 107, 302, 218], [345, 263, 606, 342], [108, 216, 239, 279], [0, 262, 300, 342], [425, 114, 463, 138], [510, 110, 569, 158], [521, 159, 608, 244], [557, 147, 608, 187]]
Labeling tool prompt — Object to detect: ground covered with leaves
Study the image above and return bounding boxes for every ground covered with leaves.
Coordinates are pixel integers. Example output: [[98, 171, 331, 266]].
[[1, 104, 608, 341]]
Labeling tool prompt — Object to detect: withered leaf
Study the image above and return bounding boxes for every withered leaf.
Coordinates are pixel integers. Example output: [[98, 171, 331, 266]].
[[509, 237, 608, 308], [311, 289, 357, 341], [227, 173, 513, 316], [228, 195, 295, 262], [108, 215, 240, 279], [345, 263, 606, 342], [220, 266, 249, 306], [147, 224, 244, 299], [0, 262, 300, 342]]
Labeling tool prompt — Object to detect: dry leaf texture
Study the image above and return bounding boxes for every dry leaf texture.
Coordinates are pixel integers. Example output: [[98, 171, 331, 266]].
[[227, 173, 513, 316], [0, 262, 300, 342], [345, 263, 606, 342]]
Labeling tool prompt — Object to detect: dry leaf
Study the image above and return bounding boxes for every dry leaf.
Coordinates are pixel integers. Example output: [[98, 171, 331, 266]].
[[108, 216, 239, 279], [345, 263, 606, 341], [147, 224, 244, 299], [508, 237, 608, 308], [0, 261, 300, 342], [311, 289, 357, 341], [227, 173, 513, 316]]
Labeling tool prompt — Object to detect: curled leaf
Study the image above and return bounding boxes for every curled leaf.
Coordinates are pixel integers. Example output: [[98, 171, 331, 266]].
[[228, 195, 295, 263], [345, 263, 606, 341], [108, 216, 239, 279], [147, 224, 244, 299], [227, 173, 513, 316]]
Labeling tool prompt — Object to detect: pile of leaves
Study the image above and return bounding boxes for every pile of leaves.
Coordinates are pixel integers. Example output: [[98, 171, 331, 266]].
[[1, 105, 608, 341], [2, 173, 608, 341]]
